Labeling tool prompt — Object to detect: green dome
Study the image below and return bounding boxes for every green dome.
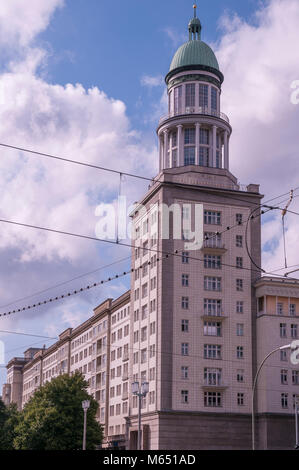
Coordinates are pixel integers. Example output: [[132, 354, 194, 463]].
[[169, 40, 219, 72]]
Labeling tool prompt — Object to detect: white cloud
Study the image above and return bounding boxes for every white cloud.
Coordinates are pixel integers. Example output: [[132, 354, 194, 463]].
[[141, 75, 164, 88], [0, 0, 64, 49], [0, 0, 156, 349], [216, 0, 299, 276]]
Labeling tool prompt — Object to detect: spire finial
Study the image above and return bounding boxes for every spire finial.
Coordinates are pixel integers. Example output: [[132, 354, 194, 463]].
[[193, 3, 197, 18]]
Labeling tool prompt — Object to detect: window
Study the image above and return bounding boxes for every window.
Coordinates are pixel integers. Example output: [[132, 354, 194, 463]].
[[134, 309, 139, 322], [236, 257, 243, 269], [182, 343, 189, 356], [149, 391, 155, 405], [141, 305, 147, 320], [237, 393, 244, 406], [204, 299, 222, 316], [237, 346, 244, 359], [142, 241, 148, 256], [292, 370, 299, 385], [185, 83, 195, 107], [184, 128, 195, 145], [281, 393, 288, 409], [199, 84, 208, 108], [290, 304, 296, 316], [204, 368, 222, 386], [236, 301, 244, 314], [236, 235, 243, 248], [291, 324, 298, 339], [204, 322, 221, 337], [150, 344, 156, 358], [184, 147, 195, 166], [150, 322, 156, 335], [199, 147, 209, 167], [182, 274, 189, 287], [150, 277, 156, 290], [211, 87, 218, 111], [236, 279, 243, 291], [182, 320, 189, 332], [204, 232, 222, 248], [174, 86, 182, 114], [141, 327, 147, 342], [277, 303, 283, 315], [236, 213, 243, 224], [200, 128, 209, 145], [141, 349, 147, 364], [182, 297, 189, 309], [204, 211, 221, 225], [181, 390, 189, 404], [142, 283, 148, 298], [182, 252, 189, 264], [134, 289, 139, 301], [204, 255, 221, 269], [280, 349, 288, 362], [204, 276, 221, 291], [204, 344, 221, 359], [204, 392, 222, 408], [149, 368, 155, 381], [181, 366, 189, 380], [171, 132, 177, 148], [281, 369, 288, 385], [236, 324, 244, 336], [237, 370, 244, 383], [142, 263, 148, 277], [150, 299, 156, 313], [280, 323, 287, 338]]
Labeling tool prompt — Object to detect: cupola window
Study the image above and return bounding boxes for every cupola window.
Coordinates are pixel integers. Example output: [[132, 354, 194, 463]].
[[211, 87, 218, 112], [174, 86, 182, 114], [185, 83, 195, 108], [199, 84, 209, 109]]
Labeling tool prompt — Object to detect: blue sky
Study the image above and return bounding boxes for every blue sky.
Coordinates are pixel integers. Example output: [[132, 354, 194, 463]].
[[1, 0, 299, 391], [39, 0, 259, 131]]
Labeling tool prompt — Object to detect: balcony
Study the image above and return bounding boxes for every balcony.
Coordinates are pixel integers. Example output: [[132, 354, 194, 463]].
[[158, 107, 230, 126], [201, 381, 228, 391], [200, 240, 227, 255], [201, 312, 227, 321]]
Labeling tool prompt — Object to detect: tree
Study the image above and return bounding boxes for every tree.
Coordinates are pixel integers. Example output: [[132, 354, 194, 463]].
[[0, 399, 20, 450], [14, 372, 103, 450]]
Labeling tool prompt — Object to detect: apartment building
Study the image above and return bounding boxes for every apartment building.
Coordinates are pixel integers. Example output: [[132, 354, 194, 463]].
[[255, 276, 299, 449]]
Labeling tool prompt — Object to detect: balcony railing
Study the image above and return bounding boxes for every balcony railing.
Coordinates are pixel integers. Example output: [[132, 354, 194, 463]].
[[201, 312, 227, 320], [158, 107, 230, 126], [202, 380, 228, 389]]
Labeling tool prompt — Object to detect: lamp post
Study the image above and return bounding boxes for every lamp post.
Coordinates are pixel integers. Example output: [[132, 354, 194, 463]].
[[251, 344, 292, 450], [82, 400, 90, 450], [131, 381, 149, 450], [295, 396, 299, 450]]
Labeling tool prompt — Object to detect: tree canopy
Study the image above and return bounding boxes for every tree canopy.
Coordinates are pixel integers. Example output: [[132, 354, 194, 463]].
[[13, 372, 103, 450]]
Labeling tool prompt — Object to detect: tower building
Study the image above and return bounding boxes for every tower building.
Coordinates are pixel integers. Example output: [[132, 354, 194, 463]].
[[127, 6, 262, 449]]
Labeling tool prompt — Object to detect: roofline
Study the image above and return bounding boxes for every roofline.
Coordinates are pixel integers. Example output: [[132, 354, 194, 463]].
[[165, 64, 224, 85]]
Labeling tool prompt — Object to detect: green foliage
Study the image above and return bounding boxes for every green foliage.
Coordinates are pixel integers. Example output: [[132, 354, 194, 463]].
[[13, 372, 103, 450], [0, 399, 20, 450]]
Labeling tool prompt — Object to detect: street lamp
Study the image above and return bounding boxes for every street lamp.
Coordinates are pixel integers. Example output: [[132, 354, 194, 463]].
[[295, 396, 299, 450], [131, 381, 149, 450], [82, 400, 90, 450], [251, 343, 293, 450]]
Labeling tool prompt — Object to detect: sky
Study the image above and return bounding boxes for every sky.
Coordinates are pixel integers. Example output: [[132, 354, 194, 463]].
[[1, 0, 299, 390]]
